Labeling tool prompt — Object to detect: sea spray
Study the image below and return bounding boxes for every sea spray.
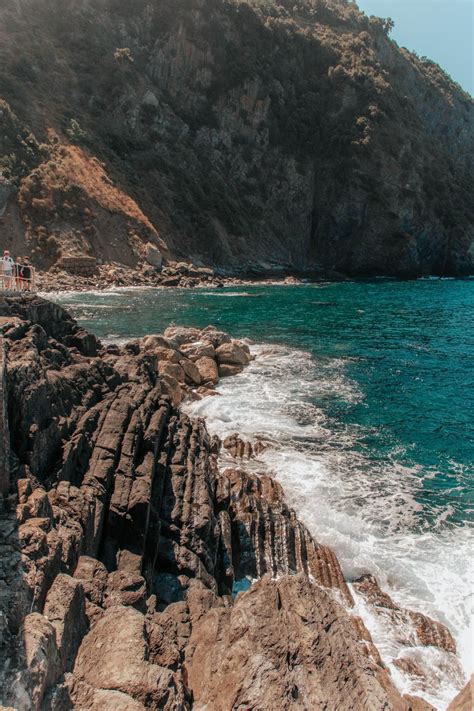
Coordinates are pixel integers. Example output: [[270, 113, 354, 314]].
[[54, 279, 474, 709], [184, 343, 472, 710]]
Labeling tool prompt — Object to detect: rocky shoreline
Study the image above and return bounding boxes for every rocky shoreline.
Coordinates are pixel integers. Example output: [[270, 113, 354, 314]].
[[35, 261, 303, 294], [0, 294, 470, 710]]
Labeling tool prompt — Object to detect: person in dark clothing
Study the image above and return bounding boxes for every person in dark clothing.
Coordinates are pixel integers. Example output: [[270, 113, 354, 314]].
[[20, 258, 32, 290]]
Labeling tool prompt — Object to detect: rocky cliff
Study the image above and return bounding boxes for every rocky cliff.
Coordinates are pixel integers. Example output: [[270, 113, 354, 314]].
[[0, 295, 467, 709], [0, 0, 473, 277]]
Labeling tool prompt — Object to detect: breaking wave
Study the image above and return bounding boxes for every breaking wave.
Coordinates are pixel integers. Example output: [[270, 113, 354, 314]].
[[185, 343, 473, 710]]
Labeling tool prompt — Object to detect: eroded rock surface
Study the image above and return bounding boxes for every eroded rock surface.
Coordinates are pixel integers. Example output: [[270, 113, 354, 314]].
[[0, 296, 464, 710]]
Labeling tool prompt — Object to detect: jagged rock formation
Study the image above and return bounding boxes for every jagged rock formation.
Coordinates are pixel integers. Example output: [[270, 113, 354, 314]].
[[0, 0, 473, 277], [0, 296, 465, 709]]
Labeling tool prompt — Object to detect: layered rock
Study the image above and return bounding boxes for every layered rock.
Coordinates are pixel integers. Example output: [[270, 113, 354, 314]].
[[0, 296, 466, 709], [0, 0, 472, 277]]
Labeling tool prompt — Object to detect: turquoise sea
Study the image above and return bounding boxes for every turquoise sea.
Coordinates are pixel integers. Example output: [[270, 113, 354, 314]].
[[53, 279, 473, 708]]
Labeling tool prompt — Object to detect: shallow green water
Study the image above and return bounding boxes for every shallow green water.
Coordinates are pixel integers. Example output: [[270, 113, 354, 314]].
[[55, 278, 473, 527], [53, 278, 474, 704]]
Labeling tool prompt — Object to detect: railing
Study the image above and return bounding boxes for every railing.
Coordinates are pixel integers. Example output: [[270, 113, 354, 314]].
[[0, 263, 36, 292]]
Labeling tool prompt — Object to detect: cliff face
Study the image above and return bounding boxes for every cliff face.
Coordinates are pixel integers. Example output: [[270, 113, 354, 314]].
[[0, 296, 463, 709], [0, 0, 472, 277]]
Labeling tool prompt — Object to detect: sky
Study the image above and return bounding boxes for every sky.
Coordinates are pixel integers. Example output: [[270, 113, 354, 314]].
[[356, 0, 473, 95]]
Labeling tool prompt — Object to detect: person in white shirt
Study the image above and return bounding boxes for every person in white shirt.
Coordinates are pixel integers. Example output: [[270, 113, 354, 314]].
[[2, 250, 14, 289]]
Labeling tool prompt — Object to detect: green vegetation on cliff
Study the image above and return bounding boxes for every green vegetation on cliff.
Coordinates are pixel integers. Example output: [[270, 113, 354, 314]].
[[0, 0, 472, 275]]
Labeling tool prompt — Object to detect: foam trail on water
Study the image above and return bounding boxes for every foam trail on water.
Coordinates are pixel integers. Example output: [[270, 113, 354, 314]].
[[185, 344, 473, 710]]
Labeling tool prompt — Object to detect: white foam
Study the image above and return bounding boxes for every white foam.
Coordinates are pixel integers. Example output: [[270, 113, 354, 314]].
[[185, 343, 473, 710]]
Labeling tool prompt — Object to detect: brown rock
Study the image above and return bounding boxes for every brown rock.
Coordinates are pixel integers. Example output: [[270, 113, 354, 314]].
[[195, 386, 220, 398], [140, 335, 178, 351], [73, 556, 108, 606], [199, 327, 232, 348], [393, 656, 426, 679], [353, 574, 456, 653], [153, 347, 182, 364], [104, 570, 147, 612], [223, 433, 255, 458], [73, 606, 176, 707], [179, 341, 216, 362], [220, 467, 353, 605], [158, 360, 186, 383], [163, 326, 201, 345], [215, 341, 250, 366], [195, 356, 219, 385], [160, 373, 183, 407], [22, 613, 62, 711], [43, 574, 88, 672], [180, 358, 202, 385], [447, 675, 473, 711], [218, 363, 244, 378], [184, 574, 412, 710]]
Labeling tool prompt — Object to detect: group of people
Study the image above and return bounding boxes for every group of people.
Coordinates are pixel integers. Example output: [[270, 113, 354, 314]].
[[1, 250, 34, 291]]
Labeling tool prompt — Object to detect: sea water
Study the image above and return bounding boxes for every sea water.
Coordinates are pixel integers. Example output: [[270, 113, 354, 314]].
[[53, 279, 473, 709]]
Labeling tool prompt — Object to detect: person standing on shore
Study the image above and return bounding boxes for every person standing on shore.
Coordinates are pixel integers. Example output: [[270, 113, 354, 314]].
[[21, 257, 32, 291], [1, 250, 14, 289]]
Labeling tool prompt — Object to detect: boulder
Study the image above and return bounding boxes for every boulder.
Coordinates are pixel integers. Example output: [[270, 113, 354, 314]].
[[163, 326, 201, 345], [140, 334, 178, 351], [158, 360, 186, 383], [200, 327, 231, 348], [180, 358, 202, 385], [160, 373, 183, 407], [179, 341, 216, 362], [215, 341, 250, 366], [195, 356, 219, 385], [145, 243, 162, 269]]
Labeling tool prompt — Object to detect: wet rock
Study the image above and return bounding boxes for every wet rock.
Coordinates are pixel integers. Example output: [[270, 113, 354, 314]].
[[447, 675, 473, 711], [219, 468, 354, 605], [218, 363, 244, 378], [222, 434, 270, 459], [353, 574, 456, 653]]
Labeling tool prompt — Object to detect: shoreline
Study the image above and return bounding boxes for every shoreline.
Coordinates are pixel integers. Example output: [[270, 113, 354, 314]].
[[184, 340, 471, 710], [35, 263, 474, 295], [0, 293, 469, 710], [35, 261, 305, 294]]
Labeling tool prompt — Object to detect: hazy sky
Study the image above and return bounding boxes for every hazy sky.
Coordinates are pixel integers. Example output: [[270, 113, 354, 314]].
[[356, 0, 473, 95]]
